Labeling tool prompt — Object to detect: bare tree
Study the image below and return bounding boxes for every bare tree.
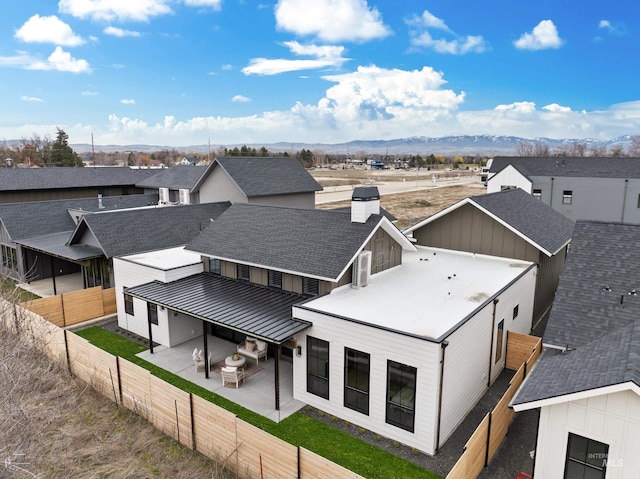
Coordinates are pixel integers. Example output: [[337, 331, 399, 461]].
[[515, 141, 535, 156], [533, 142, 550, 157], [589, 144, 608, 157], [628, 135, 640, 157]]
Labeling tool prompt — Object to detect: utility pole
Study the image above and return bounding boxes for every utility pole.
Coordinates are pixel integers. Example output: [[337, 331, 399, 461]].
[[91, 133, 96, 165]]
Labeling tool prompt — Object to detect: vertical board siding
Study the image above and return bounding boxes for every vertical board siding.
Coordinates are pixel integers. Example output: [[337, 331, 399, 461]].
[[236, 421, 298, 479]]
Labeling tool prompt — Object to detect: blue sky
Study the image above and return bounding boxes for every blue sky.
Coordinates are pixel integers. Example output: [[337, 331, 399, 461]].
[[1, 0, 639, 147]]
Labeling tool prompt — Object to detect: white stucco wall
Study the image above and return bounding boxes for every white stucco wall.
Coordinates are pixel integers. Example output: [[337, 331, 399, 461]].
[[533, 388, 640, 478]]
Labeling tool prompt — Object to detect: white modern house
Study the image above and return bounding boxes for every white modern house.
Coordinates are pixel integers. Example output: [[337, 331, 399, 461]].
[[512, 221, 640, 478], [114, 187, 537, 455]]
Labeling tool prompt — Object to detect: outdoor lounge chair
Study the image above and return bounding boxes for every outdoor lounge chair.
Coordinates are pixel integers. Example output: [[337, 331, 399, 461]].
[[193, 348, 205, 372], [221, 366, 245, 388]]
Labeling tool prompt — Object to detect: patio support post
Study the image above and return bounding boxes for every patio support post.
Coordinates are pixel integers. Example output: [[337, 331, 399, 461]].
[[50, 256, 58, 296], [147, 315, 154, 354], [274, 345, 281, 411], [202, 322, 209, 379]]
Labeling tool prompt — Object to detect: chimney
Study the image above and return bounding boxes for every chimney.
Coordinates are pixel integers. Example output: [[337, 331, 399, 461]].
[[98, 194, 104, 209], [351, 186, 380, 223]]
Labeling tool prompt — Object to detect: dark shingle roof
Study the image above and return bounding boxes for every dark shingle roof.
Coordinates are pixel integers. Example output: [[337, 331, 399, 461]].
[[186, 203, 384, 280], [544, 221, 640, 348], [513, 220, 640, 406], [489, 156, 640, 179], [136, 165, 207, 190], [470, 188, 575, 255], [70, 202, 230, 258], [126, 273, 311, 343], [513, 321, 640, 406], [0, 194, 159, 240], [329, 206, 397, 223], [0, 167, 158, 191], [206, 157, 322, 197]]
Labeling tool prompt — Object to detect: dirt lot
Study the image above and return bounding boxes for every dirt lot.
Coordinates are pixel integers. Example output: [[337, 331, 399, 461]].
[[312, 169, 485, 229]]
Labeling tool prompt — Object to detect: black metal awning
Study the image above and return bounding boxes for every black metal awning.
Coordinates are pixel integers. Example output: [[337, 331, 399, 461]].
[[126, 272, 311, 344]]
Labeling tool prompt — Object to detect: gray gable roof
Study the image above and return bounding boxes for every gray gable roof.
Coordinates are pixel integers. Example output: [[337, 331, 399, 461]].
[[513, 220, 640, 406], [512, 321, 640, 406], [185, 203, 386, 280], [201, 157, 323, 197], [69, 202, 230, 258], [489, 156, 640, 179], [136, 165, 207, 190], [0, 167, 158, 192], [470, 188, 575, 255], [0, 194, 159, 240]]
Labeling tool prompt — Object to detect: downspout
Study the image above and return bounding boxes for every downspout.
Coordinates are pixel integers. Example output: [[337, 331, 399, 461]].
[[50, 255, 58, 296], [435, 340, 448, 453], [549, 177, 554, 208], [621, 179, 629, 222], [531, 408, 541, 478], [487, 298, 499, 387]]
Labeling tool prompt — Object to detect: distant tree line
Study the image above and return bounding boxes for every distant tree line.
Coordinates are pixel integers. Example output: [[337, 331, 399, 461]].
[[514, 136, 640, 157], [0, 128, 82, 167]]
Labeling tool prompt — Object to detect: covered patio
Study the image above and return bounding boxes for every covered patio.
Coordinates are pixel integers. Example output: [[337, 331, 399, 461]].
[[136, 333, 304, 422], [126, 272, 313, 422]]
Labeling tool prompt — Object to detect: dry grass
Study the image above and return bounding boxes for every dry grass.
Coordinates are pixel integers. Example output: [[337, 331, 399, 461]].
[[0, 320, 232, 479]]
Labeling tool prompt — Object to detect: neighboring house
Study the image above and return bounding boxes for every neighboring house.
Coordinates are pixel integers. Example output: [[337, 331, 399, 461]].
[[0, 167, 158, 203], [512, 221, 640, 478], [137, 157, 322, 209], [0, 194, 158, 284], [18, 202, 230, 293], [486, 157, 640, 223], [178, 157, 199, 166], [404, 188, 575, 330], [117, 188, 537, 455]]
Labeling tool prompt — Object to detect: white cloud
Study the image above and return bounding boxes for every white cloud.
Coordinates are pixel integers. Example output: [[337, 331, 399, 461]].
[[121, 99, 136, 104], [58, 0, 173, 22], [82, 91, 99, 96], [15, 14, 84, 46], [598, 19, 624, 36], [28, 47, 91, 73], [411, 31, 487, 54], [221, 64, 233, 71], [20, 96, 44, 102], [543, 103, 571, 113], [275, 0, 391, 42], [514, 20, 563, 50], [232, 95, 251, 103], [407, 10, 487, 54], [104, 26, 141, 38], [495, 101, 537, 114], [184, 0, 222, 8], [406, 10, 451, 32], [243, 41, 348, 75]]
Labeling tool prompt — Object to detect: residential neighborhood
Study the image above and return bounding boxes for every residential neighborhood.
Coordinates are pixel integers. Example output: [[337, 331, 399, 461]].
[[2, 155, 640, 479]]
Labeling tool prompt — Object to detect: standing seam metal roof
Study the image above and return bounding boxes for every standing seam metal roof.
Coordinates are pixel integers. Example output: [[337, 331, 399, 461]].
[[125, 273, 311, 343]]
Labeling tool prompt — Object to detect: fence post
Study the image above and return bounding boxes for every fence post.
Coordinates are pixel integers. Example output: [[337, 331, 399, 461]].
[[63, 329, 72, 375], [190, 393, 196, 451], [485, 411, 492, 467]]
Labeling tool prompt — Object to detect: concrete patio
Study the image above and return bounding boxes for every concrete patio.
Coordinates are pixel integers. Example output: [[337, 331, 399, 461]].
[[137, 333, 305, 423], [18, 272, 84, 297]]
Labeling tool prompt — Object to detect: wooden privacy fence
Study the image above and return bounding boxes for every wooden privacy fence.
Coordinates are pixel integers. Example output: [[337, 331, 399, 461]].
[[446, 331, 542, 479], [1, 299, 364, 479], [20, 286, 116, 327]]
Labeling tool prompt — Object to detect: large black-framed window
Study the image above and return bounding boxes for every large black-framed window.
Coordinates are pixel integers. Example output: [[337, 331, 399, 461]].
[[147, 302, 158, 325], [124, 292, 134, 315], [307, 336, 329, 399], [564, 433, 608, 479], [237, 263, 250, 282], [344, 348, 370, 415], [386, 360, 417, 432], [1, 244, 17, 272]]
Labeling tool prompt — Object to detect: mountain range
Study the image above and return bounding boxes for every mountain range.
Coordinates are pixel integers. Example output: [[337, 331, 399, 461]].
[[70, 135, 635, 157]]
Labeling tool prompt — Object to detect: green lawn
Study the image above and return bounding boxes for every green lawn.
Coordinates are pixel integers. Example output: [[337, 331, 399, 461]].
[[76, 326, 443, 479], [1, 278, 40, 302]]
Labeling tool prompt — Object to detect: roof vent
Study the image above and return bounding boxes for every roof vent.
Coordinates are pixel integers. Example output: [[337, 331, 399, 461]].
[[179, 188, 191, 205], [98, 194, 104, 209]]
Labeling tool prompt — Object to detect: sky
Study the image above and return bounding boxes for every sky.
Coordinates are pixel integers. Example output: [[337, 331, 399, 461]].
[[1, 0, 639, 147]]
